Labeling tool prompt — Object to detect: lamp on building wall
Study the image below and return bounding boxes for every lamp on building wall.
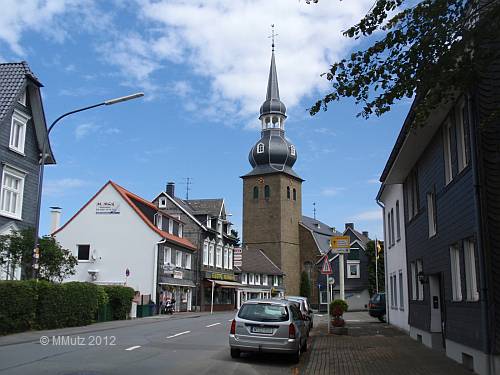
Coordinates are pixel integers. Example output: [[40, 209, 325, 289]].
[[417, 271, 429, 284]]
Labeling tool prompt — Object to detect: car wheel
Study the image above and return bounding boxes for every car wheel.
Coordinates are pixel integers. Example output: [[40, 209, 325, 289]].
[[230, 348, 240, 358], [292, 345, 301, 363]]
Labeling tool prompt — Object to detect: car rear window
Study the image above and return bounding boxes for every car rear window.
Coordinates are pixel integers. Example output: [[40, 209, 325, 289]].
[[238, 303, 289, 322]]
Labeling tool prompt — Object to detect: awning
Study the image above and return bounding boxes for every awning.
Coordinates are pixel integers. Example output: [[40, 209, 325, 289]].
[[159, 280, 196, 288], [208, 279, 242, 288]]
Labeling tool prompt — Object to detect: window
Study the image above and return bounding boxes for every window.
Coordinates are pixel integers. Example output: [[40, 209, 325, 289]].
[[456, 98, 469, 172], [427, 191, 437, 237], [347, 261, 360, 278], [293, 188, 297, 201], [390, 274, 397, 308], [273, 276, 279, 286], [253, 186, 259, 199], [390, 208, 395, 245], [216, 245, 222, 267], [179, 224, 183, 238], [209, 242, 215, 266], [416, 260, 424, 300], [249, 273, 254, 285], [159, 197, 167, 208], [185, 253, 191, 269], [155, 214, 162, 230], [203, 240, 209, 265], [263, 274, 268, 285], [176, 251, 182, 267], [399, 271, 404, 309], [290, 145, 296, 156], [450, 244, 462, 301], [242, 273, 247, 284], [18, 90, 26, 106], [406, 169, 419, 220], [168, 218, 173, 234], [228, 247, 233, 269], [255, 274, 260, 285], [443, 118, 454, 184], [164, 247, 172, 265], [77, 245, 90, 261], [396, 200, 401, 241], [9, 110, 30, 154], [0, 166, 25, 219], [257, 143, 265, 154], [223, 246, 229, 269], [464, 239, 479, 301], [387, 211, 392, 248], [264, 185, 270, 199], [287, 186, 290, 199], [411, 262, 417, 300]]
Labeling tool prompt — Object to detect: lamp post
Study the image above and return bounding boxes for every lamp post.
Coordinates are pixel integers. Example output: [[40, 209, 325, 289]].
[[32, 92, 144, 278]]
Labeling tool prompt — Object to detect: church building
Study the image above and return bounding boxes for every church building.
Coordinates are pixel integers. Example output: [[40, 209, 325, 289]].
[[241, 46, 303, 295]]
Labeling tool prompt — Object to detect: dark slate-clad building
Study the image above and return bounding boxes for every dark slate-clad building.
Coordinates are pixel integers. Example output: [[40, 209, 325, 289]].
[[377, 48, 500, 373], [0, 62, 55, 280], [153, 183, 240, 311]]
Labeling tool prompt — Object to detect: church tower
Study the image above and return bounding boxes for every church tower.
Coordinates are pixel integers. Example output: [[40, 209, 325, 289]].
[[241, 45, 303, 295]]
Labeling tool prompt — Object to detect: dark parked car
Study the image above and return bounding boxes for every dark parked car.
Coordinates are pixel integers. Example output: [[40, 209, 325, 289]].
[[368, 293, 386, 322]]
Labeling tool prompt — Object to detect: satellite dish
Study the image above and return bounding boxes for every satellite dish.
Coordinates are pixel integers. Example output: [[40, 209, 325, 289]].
[[91, 249, 98, 261]]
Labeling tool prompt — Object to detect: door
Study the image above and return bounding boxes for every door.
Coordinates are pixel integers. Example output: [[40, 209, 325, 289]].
[[429, 274, 446, 348]]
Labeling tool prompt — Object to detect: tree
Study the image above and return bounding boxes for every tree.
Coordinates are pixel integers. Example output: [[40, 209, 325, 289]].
[[366, 240, 385, 296], [299, 271, 311, 299], [0, 228, 77, 282], [309, 1, 500, 124]]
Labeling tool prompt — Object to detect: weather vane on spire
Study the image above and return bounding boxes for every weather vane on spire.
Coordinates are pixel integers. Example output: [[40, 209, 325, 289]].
[[268, 24, 278, 52]]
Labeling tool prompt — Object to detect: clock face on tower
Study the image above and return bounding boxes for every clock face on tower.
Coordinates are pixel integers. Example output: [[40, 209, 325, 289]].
[[258, 177, 264, 184]]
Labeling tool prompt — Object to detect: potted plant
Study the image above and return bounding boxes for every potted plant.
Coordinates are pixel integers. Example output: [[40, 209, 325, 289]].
[[329, 299, 349, 334]]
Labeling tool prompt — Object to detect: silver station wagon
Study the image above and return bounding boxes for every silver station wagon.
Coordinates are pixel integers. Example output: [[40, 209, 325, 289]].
[[228, 299, 308, 363]]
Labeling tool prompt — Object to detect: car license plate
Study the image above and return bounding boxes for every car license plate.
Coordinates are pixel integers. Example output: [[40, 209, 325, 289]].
[[251, 326, 273, 334]]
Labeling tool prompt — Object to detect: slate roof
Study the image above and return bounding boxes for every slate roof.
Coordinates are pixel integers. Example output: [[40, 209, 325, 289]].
[[300, 215, 342, 255], [345, 227, 371, 244], [238, 247, 283, 275], [0, 62, 41, 122], [185, 198, 224, 218]]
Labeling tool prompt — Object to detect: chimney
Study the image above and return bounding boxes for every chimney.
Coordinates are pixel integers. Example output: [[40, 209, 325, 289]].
[[362, 231, 369, 238], [166, 182, 175, 197], [345, 222, 354, 230], [50, 207, 62, 234]]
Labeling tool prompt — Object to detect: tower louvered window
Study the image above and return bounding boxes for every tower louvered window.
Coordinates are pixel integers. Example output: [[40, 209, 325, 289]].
[[264, 185, 270, 199], [253, 186, 259, 199]]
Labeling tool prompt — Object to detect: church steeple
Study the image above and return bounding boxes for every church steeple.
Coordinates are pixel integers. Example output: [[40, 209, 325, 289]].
[[259, 51, 287, 121]]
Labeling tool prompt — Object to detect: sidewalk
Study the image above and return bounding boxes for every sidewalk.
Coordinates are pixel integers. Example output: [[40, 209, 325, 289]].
[[0, 310, 211, 347], [301, 313, 474, 375]]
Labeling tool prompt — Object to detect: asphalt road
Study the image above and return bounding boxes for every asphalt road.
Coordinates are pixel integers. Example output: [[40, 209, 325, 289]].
[[0, 312, 304, 375]]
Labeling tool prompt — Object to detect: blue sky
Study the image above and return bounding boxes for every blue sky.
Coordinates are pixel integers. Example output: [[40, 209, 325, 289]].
[[0, 0, 411, 240]]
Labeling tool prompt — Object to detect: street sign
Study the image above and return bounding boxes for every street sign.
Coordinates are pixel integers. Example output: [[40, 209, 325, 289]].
[[320, 255, 332, 275], [330, 235, 350, 254], [328, 277, 335, 285]]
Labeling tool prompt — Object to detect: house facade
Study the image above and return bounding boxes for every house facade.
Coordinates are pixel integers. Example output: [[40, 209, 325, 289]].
[[378, 85, 500, 373], [53, 181, 197, 311], [153, 182, 240, 312], [377, 183, 409, 332], [0, 62, 55, 280]]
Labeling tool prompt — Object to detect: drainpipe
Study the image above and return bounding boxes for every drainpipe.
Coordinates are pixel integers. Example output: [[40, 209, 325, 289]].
[[468, 93, 492, 374], [376, 198, 390, 324]]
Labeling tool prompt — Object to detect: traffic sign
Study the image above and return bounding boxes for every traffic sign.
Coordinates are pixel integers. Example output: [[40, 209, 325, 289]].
[[320, 255, 332, 275], [330, 235, 350, 254]]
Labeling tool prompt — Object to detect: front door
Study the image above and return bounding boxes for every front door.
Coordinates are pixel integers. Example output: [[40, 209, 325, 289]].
[[429, 274, 445, 349]]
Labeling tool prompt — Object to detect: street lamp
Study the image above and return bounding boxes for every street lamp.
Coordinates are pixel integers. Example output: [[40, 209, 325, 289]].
[[32, 92, 144, 278]]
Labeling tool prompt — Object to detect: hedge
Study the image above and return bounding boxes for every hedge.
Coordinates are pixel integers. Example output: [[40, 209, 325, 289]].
[[0, 281, 37, 334], [0, 281, 134, 335], [102, 285, 135, 320]]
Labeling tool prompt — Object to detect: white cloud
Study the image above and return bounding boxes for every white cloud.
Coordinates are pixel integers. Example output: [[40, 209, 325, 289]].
[[367, 178, 380, 184], [321, 187, 345, 197], [43, 178, 87, 196], [75, 123, 99, 140], [350, 210, 382, 222]]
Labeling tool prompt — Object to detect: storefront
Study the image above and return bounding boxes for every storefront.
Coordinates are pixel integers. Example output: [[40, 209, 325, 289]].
[[236, 286, 284, 309], [201, 271, 240, 311], [158, 270, 195, 312]]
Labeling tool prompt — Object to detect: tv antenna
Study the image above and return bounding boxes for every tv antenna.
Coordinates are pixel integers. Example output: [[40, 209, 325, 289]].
[[313, 202, 317, 220], [181, 177, 193, 200]]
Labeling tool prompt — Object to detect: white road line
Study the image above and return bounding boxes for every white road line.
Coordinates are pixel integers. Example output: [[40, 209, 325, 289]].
[[166, 331, 191, 339], [316, 314, 324, 317], [125, 346, 141, 351], [206, 323, 221, 327], [345, 319, 361, 322], [228, 319, 233, 322]]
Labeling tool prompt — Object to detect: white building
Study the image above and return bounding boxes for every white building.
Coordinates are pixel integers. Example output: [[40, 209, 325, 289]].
[[377, 183, 409, 332], [53, 181, 197, 309]]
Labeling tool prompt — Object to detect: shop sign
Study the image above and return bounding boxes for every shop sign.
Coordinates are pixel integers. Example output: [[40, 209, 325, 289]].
[[210, 272, 235, 281], [96, 201, 120, 215], [173, 270, 183, 279]]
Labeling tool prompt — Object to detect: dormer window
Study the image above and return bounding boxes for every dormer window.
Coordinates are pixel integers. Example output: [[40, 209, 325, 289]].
[[9, 109, 30, 155], [290, 145, 296, 156], [18, 90, 26, 106], [159, 197, 167, 208], [257, 143, 265, 154]]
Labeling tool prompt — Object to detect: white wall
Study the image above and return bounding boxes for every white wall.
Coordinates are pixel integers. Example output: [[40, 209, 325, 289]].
[[380, 183, 409, 332], [54, 184, 161, 298]]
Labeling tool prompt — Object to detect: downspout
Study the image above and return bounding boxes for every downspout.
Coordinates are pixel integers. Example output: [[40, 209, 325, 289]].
[[468, 93, 492, 374], [376, 198, 390, 324]]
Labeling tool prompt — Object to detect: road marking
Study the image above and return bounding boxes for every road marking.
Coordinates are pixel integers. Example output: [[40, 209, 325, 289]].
[[228, 319, 233, 322], [345, 319, 361, 322], [125, 346, 141, 351], [167, 331, 191, 339], [316, 314, 324, 317], [206, 323, 221, 327]]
